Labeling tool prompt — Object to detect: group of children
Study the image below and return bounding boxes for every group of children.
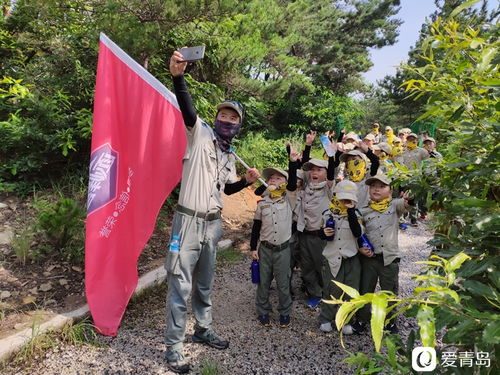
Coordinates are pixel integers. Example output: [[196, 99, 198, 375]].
[[249, 124, 441, 334]]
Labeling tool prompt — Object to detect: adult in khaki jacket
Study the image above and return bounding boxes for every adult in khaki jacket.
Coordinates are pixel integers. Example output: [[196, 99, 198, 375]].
[[165, 49, 260, 373]]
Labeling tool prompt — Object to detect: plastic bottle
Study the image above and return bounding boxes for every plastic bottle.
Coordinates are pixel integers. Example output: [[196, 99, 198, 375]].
[[251, 260, 260, 284], [320, 134, 335, 157], [169, 235, 180, 253], [325, 216, 335, 241], [360, 234, 374, 254]]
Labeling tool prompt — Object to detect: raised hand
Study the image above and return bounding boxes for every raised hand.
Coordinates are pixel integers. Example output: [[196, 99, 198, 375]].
[[170, 49, 188, 77], [356, 140, 369, 153], [289, 145, 302, 162], [305, 130, 317, 146]]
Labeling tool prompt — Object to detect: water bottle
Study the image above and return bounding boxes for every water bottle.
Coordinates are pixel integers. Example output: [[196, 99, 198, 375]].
[[320, 134, 335, 157], [360, 234, 374, 254], [251, 260, 260, 284], [169, 235, 180, 253], [325, 216, 335, 241]]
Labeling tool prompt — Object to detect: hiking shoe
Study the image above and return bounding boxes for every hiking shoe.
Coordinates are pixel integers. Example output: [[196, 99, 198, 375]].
[[350, 321, 366, 334], [419, 215, 426, 220], [399, 223, 408, 230], [279, 315, 290, 328], [385, 322, 399, 334], [258, 314, 271, 327], [341, 324, 354, 335], [320, 322, 332, 333], [192, 328, 229, 350], [306, 297, 322, 308], [166, 349, 190, 374]]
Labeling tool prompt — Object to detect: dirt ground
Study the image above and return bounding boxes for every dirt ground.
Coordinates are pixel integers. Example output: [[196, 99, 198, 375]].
[[0, 187, 259, 339]]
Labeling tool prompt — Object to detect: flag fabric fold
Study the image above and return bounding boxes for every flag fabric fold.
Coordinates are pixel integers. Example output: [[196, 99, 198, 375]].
[[85, 33, 186, 336]]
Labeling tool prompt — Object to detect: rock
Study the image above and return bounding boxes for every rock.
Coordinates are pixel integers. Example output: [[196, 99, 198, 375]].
[[71, 266, 83, 273], [0, 202, 8, 209], [14, 323, 26, 330], [23, 295, 37, 304], [218, 239, 233, 250], [59, 278, 68, 286], [43, 271, 51, 277], [0, 228, 14, 245], [29, 287, 38, 295], [39, 282, 53, 292], [0, 290, 11, 299]]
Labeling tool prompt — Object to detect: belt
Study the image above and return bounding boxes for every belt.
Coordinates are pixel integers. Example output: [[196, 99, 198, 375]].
[[176, 205, 221, 221], [261, 240, 289, 251], [302, 229, 322, 236]]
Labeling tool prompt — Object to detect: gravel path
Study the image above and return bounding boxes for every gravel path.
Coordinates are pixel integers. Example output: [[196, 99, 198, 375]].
[[4, 223, 432, 375]]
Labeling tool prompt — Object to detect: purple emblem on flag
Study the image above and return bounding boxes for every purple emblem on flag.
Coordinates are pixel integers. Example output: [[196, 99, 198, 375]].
[[87, 144, 118, 214]]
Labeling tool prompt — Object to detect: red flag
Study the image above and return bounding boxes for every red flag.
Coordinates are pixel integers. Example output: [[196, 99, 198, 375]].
[[85, 33, 186, 336]]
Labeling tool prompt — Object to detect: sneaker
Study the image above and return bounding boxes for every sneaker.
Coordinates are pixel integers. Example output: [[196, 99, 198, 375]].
[[399, 223, 408, 230], [319, 322, 332, 332], [385, 322, 399, 334], [258, 314, 271, 327], [410, 219, 418, 226], [350, 321, 366, 334], [419, 215, 426, 220], [341, 324, 354, 335], [279, 315, 291, 328], [306, 297, 322, 308], [166, 349, 190, 374], [192, 328, 229, 350]]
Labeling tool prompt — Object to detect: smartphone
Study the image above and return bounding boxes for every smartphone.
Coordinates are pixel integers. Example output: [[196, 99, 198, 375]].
[[178, 46, 205, 62]]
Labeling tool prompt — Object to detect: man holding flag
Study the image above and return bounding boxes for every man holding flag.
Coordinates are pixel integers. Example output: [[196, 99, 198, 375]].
[[165, 49, 260, 373]]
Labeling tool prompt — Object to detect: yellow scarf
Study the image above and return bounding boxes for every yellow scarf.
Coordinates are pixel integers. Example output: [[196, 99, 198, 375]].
[[385, 129, 394, 146], [372, 128, 379, 134], [379, 153, 389, 161], [267, 183, 287, 199], [391, 145, 403, 156], [369, 197, 392, 212], [406, 141, 417, 150], [329, 195, 347, 215], [346, 159, 366, 182]]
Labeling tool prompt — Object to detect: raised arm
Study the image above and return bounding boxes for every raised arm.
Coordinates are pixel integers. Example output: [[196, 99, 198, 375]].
[[170, 50, 197, 128]]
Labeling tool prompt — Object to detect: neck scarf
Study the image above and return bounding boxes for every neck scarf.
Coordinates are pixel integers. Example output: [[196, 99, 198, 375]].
[[385, 129, 394, 146], [391, 145, 403, 156], [379, 153, 389, 161], [307, 180, 328, 192], [267, 183, 287, 199], [372, 128, 379, 134], [214, 119, 241, 152], [406, 141, 417, 150], [330, 195, 347, 215], [369, 197, 392, 212], [346, 159, 366, 182]]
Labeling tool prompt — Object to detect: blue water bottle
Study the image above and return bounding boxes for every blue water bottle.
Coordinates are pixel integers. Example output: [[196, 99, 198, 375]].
[[325, 216, 335, 241], [251, 260, 260, 284], [360, 234, 374, 254], [320, 134, 335, 157], [169, 235, 180, 253]]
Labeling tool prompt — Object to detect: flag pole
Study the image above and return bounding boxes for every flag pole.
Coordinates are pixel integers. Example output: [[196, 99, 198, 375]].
[[230, 149, 268, 187]]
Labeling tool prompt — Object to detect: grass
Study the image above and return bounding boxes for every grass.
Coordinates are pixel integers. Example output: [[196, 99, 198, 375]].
[[3, 317, 105, 372], [11, 227, 34, 265], [199, 357, 224, 375], [217, 246, 246, 266]]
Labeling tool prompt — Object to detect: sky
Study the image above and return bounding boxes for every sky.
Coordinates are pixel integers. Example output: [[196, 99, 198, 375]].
[[362, 0, 498, 85], [362, 0, 438, 85]]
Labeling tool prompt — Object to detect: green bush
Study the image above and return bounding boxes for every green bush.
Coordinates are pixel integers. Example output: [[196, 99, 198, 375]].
[[232, 132, 290, 176], [37, 198, 85, 263]]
